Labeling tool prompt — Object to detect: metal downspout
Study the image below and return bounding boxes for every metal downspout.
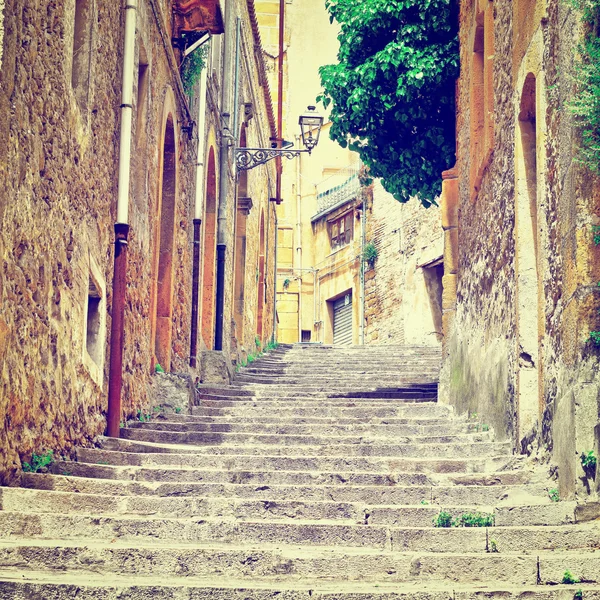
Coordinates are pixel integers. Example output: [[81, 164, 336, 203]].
[[190, 58, 209, 368], [273, 203, 278, 344], [360, 194, 366, 345], [107, 0, 137, 438], [215, 0, 235, 351], [296, 136, 302, 342]]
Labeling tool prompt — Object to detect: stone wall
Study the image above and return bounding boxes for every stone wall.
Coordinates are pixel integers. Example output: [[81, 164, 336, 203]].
[[364, 181, 444, 347], [0, 0, 276, 483], [444, 0, 600, 498]]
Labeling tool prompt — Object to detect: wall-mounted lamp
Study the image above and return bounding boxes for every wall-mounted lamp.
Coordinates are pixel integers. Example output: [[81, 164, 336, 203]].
[[235, 106, 324, 171]]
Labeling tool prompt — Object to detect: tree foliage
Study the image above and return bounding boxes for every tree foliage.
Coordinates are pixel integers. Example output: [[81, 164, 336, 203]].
[[318, 0, 459, 207]]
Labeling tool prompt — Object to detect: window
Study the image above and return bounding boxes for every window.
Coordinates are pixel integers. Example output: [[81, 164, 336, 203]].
[[83, 260, 106, 386], [86, 278, 102, 366], [329, 213, 353, 249], [301, 330, 312, 343], [136, 43, 149, 142]]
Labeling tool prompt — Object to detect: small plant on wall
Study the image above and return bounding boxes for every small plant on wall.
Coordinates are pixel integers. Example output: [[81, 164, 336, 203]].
[[283, 278, 291, 290], [568, 0, 600, 172], [588, 225, 600, 346], [362, 242, 378, 269], [180, 42, 209, 96]]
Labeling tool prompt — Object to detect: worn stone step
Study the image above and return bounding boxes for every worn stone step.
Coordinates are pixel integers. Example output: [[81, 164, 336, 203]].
[[0, 541, 598, 584], [18, 473, 548, 505], [117, 430, 506, 457], [0, 511, 598, 552], [149, 416, 483, 435], [136, 418, 486, 438], [190, 403, 451, 418], [0, 488, 570, 526], [3, 573, 600, 600], [50, 457, 524, 485], [76, 444, 511, 468]]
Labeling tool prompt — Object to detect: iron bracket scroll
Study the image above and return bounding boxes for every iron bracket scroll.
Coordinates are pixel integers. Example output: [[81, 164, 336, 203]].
[[235, 147, 309, 171]]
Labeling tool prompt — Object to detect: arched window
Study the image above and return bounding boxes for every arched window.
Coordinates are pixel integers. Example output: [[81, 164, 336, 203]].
[[152, 114, 177, 370], [201, 147, 218, 349]]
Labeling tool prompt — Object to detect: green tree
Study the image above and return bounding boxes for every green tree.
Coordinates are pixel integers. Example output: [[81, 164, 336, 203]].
[[318, 0, 459, 207]]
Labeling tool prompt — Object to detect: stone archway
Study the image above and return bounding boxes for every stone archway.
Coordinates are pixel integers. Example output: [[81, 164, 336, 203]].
[[201, 147, 218, 349], [151, 112, 177, 371], [515, 72, 544, 444]]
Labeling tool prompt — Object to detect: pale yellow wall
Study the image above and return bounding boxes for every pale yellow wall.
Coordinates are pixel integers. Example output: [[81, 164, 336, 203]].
[[263, 0, 363, 345]]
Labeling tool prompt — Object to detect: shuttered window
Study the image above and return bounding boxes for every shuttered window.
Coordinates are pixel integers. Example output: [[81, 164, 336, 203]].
[[333, 293, 352, 345]]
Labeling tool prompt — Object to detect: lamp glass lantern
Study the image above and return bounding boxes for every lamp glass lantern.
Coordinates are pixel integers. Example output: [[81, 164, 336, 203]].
[[299, 105, 324, 153]]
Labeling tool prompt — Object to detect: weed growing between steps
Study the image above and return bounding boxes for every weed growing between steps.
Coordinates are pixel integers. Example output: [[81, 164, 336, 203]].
[[581, 450, 597, 478], [433, 510, 495, 528], [562, 570, 581, 584], [235, 341, 279, 372], [21, 450, 54, 473], [548, 488, 560, 502]]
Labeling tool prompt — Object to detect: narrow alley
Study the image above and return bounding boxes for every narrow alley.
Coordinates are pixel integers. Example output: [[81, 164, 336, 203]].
[[1, 344, 599, 597]]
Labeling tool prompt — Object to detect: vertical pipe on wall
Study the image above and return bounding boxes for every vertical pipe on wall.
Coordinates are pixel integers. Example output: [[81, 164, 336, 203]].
[[215, 0, 234, 349], [296, 137, 302, 342], [272, 204, 278, 345], [214, 244, 226, 350], [275, 0, 285, 202], [190, 55, 209, 368], [107, 0, 137, 438], [360, 195, 366, 345]]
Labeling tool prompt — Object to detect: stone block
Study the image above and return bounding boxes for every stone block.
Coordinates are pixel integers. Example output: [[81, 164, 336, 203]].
[[442, 274, 457, 310], [149, 373, 193, 413], [443, 228, 459, 274], [198, 351, 233, 385], [441, 174, 459, 229]]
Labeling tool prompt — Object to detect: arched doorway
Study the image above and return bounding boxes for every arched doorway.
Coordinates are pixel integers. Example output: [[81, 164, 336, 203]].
[[201, 147, 218, 349], [256, 210, 265, 342], [234, 126, 252, 349], [515, 72, 543, 444], [152, 114, 177, 370]]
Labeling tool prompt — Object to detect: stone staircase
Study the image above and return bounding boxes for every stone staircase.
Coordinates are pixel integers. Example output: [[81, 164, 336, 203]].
[[0, 343, 599, 598]]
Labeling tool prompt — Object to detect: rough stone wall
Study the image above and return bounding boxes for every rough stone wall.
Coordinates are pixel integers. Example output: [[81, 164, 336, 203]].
[[364, 181, 443, 347], [445, 0, 600, 497], [0, 0, 276, 483]]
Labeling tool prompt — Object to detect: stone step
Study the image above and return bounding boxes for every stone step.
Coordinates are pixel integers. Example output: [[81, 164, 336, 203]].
[[76, 443, 511, 467], [228, 383, 438, 392], [0, 541, 598, 584], [117, 430, 506, 456], [0, 511, 598, 552], [50, 457, 524, 485], [147, 416, 484, 434], [19, 473, 547, 505], [136, 418, 486, 437], [190, 404, 452, 418], [3, 574, 600, 600], [125, 422, 493, 443], [0, 488, 571, 526]]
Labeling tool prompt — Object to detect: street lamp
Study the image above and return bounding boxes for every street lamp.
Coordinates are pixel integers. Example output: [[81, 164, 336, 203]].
[[235, 106, 324, 171]]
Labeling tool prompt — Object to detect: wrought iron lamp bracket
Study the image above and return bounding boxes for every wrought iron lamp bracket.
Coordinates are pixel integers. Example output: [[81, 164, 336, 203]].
[[235, 147, 310, 171]]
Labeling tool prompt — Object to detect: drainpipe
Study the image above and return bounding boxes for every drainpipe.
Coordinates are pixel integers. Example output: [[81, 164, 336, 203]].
[[107, 0, 137, 438], [275, 0, 285, 201], [272, 202, 278, 344], [215, 0, 234, 351], [296, 136, 302, 342], [360, 194, 366, 345], [190, 52, 209, 368]]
